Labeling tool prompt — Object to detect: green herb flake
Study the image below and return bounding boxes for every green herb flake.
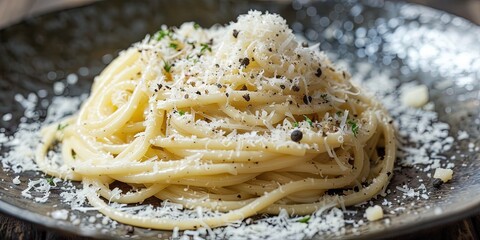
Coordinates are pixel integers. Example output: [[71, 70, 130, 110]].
[[200, 43, 212, 53], [348, 119, 359, 137], [187, 41, 196, 48], [298, 216, 311, 223], [46, 177, 54, 186], [178, 110, 185, 116], [155, 29, 172, 41], [293, 121, 299, 128], [303, 115, 313, 127], [193, 22, 200, 30], [163, 61, 172, 73], [169, 42, 178, 50], [336, 111, 342, 116], [57, 123, 68, 131]]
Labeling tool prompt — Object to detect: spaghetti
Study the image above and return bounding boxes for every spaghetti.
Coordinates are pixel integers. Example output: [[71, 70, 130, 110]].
[[35, 11, 395, 230]]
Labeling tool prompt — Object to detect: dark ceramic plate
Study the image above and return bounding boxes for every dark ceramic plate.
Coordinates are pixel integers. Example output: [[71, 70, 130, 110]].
[[1, 0, 479, 239]]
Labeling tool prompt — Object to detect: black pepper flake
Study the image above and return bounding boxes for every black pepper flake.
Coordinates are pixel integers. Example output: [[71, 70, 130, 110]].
[[302, 42, 309, 47], [303, 95, 312, 104], [216, 83, 223, 88], [241, 85, 248, 91], [268, 48, 273, 52], [239, 57, 250, 67], [233, 29, 239, 38], [432, 178, 443, 188], [387, 171, 391, 176], [280, 84, 285, 89], [225, 93, 229, 97], [126, 226, 134, 234], [242, 94, 250, 101], [315, 68, 322, 77], [291, 85, 300, 92], [215, 64, 220, 68], [196, 91, 201, 95], [184, 94, 189, 99], [237, 194, 241, 198], [291, 130, 303, 142]]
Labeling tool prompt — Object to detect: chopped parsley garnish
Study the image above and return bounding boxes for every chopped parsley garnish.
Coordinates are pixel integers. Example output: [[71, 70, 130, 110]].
[[348, 119, 359, 137], [303, 115, 313, 127], [298, 216, 310, 223], [293, 121, 299, 128], [155, 29, 172, 41], [163, 61, 172, 73], [169, 42, 178, 50], [200, 43, 212, 53], [178, 110, 185, 116], [46, 177, 54, 186], [57, 123, 68, 131], [193, 22, 200, 30], [187, 41, 196, 48]]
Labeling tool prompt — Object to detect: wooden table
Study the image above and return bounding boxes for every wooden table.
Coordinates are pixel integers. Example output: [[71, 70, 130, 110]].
[[0, 0, 479, 239], [1, 213, 479, 239]]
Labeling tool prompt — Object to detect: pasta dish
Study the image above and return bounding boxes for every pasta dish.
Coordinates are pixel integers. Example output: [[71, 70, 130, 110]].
[[34, 11, 395, 230]]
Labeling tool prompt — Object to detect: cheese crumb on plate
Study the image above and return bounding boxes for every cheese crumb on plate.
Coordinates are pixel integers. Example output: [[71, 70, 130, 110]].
[[433, 168, 453, 182], [365, 205, 383, 221], [401, 84, 429, 108]]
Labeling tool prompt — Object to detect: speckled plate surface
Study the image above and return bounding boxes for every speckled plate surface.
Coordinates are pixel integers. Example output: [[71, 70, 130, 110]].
[[1, 0, 480, 239]]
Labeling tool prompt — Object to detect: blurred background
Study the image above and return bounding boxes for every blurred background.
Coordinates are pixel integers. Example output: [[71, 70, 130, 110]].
[[0, 0, 479, 29]]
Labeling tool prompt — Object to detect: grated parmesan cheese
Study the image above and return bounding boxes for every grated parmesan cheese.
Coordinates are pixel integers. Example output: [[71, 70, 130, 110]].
[[12, 176, 21, 185], [21, 179, 52, 203], [51, 209, 69, 220]]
